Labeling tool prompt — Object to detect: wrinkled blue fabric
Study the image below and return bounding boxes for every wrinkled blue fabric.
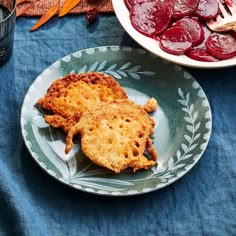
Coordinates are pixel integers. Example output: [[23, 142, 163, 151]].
[[0, 15, 235, 236]]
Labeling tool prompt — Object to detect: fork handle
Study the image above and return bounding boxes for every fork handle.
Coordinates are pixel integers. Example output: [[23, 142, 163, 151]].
[[213, 21, 236, 32]]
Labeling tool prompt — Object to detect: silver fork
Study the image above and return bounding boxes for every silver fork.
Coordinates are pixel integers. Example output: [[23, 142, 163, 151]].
[[207, 0, 236, 32]]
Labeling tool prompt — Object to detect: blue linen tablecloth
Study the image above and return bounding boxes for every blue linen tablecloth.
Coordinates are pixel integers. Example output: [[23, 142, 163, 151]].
[[0, 14, 236, 236]]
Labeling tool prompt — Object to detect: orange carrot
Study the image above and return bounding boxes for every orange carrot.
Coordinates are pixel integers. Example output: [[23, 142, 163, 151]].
[[30, 1, 60, 31], [58, 0, 82, 17]]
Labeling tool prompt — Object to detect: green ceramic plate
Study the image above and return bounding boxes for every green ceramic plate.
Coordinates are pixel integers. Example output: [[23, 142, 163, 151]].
[[21, 46, 212, 196]]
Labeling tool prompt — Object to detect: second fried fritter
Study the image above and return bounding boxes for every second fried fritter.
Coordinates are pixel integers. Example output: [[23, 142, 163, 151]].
[[65, 99, 157, 174]]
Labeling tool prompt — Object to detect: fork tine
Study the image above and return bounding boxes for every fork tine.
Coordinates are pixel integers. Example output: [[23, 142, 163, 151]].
[[217, 0, 229, 17], [227, 2, 236, 14], [207, 0, 236, 32], [224, 0, 236, 14]]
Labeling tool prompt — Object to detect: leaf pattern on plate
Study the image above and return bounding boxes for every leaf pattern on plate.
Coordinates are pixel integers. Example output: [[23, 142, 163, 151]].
[[177, 88, 201, 160], [149, 88, 202, 182], [74, 60, 155, 80], [68, 173, 134, 192], [62, 161, 134, 191]]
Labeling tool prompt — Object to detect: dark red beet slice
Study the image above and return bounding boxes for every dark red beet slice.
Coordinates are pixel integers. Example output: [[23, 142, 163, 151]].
[[160, 27, 192, 55], [130, 1, 172, 37], [205, 33, 236, 59], [195, 0, 219, 20], [173, 17, 204, 46], [124, 0, 132, 10], [171, 0, 199, 18], [230, 31, 236, 40], [125, 0, 156, 10], [186, 48, 220, 61], [124, 0, 148, 10]]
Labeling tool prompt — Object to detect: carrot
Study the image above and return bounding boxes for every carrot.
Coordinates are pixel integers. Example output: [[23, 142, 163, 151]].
[[30, 1, 60, 31], [58, 0, 82, 17]]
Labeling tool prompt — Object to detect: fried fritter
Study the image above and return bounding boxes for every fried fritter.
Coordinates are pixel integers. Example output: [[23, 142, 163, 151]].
[[65, 99, 157, 174], [38, 72, 128, 133]]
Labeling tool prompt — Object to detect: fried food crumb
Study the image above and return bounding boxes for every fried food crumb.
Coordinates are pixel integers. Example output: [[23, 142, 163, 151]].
[[143, 97, 158, 113]]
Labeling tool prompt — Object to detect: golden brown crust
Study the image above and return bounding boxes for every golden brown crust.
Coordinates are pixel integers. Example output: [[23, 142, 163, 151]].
[[38, 72, 128, 132], [65, 99, 157, 174]]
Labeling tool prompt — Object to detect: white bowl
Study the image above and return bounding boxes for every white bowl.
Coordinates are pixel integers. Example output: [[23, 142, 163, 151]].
[[112, 0, 236, 68]]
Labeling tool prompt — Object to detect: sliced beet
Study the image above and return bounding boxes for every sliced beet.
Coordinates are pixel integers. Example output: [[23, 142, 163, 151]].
[[205, 33, 236, 59], [171, 0, 199, 18], [160, 27, 192, 55], [173, 17, 205, 46], [186, 48, 220, 62], [124, 0, 132, 10], [195, 0, 219, 20], [130, 1, 172, 37], [124, 0, 149, 10], [230, 31, 236, 40], [225, 0, 233, 6], [193, 25, 211, 49]]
